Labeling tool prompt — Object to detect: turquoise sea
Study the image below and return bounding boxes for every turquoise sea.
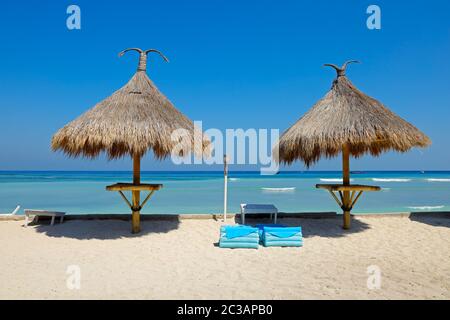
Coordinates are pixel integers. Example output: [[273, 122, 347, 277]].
[[0, 171, 449, 215]]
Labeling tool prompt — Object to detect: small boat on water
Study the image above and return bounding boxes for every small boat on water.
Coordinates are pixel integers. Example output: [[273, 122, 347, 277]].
[[261, 187, 296, 192]]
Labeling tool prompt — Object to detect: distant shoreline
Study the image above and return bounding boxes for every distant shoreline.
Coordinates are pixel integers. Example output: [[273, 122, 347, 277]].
[[3, 211, 450, 221], [1, 170, 450, 173]]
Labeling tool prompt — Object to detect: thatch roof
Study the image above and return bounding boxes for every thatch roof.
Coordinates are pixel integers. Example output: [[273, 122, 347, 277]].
[[276, 61, 431, 167], [52, 48, 209, 159]]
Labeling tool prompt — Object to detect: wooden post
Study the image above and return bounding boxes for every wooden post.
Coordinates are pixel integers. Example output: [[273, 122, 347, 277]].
[[342, 143, 351, 229], [132, 155, 141, 233]]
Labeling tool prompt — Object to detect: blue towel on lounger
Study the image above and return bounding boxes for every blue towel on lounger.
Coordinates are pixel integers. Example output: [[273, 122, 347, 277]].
[[222, 225, 258, 239], [255, 224, 285, 238], [264, 226, 301, 238]]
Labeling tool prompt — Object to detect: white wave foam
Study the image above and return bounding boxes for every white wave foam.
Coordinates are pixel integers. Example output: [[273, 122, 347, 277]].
[[319, 178, 354, 182], [427, 178, 450, 182], [262, 187, 296, 192], [229, 178, 240, 181], [407, 205, 444, 211], [372, 178, 411, 182]]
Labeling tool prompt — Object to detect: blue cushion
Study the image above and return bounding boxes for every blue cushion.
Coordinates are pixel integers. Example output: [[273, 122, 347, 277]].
[[262, 226, 303, 247], [264, 240, 303, 247], [219, 225, 260, 249]]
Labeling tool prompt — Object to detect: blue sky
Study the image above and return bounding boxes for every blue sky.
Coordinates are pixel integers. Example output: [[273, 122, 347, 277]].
[[0, 0, 449, 171]]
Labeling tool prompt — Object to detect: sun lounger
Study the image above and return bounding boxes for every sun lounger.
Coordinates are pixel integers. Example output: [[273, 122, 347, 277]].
[[240, 204, 278, 224], [0, 205, 20, 216], [261, 226, 302, 247], [24, 209, 66, 227], [219, 225, 260, 249]]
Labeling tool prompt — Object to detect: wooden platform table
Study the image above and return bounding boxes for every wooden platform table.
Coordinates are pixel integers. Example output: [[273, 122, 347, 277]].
[[316, 183, 380, 229], [106, 182, 163, 233]]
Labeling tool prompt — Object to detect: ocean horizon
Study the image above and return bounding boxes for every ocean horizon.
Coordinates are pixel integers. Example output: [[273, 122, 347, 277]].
[[1, 170, 449, 215]]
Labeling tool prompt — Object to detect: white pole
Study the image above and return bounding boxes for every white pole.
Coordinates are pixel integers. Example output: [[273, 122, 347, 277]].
[[223, 154, 228, 223]]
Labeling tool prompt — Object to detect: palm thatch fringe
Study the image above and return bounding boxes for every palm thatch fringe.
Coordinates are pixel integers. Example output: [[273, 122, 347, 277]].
[[52, 49, 210, 159]]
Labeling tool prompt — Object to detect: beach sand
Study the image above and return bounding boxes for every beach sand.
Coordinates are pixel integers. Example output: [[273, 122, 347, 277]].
[[0, 216, 449, 299]]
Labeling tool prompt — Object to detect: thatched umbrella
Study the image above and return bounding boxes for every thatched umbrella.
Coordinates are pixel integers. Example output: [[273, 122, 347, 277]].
[[52, 48, 209, 233], [276, 61, 430, 229]]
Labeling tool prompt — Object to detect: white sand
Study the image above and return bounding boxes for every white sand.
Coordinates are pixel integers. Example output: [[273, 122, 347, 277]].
[[0, 216, 449, 299]]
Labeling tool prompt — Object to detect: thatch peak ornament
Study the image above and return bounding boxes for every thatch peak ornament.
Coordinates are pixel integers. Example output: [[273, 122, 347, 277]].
[[324, 60, 360, 77], [118, 48, 169, 72]]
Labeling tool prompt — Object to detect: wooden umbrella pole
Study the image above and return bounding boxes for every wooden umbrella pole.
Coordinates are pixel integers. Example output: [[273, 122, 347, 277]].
[[132, 155, 141, 233], [342, 143, 351, 229]]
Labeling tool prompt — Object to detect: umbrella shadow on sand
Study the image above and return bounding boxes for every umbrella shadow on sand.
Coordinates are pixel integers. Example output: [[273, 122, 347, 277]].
[[235, 215, 371, 239], [408, 212, 450, 228], [32, 218, 180, 240]]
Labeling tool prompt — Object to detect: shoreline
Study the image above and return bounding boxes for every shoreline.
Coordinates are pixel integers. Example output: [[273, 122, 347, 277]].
[[2, 211, 450, 222]]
